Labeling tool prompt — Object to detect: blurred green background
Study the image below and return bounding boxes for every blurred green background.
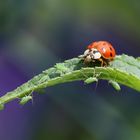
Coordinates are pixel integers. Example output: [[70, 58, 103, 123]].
[[0, 0, 140, 140]]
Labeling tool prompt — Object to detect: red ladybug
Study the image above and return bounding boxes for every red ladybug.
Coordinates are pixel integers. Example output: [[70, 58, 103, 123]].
[[80, 41, 116, 66]]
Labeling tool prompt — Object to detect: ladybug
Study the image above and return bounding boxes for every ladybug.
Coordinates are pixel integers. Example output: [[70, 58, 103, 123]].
[[80, 41, 116, 66]]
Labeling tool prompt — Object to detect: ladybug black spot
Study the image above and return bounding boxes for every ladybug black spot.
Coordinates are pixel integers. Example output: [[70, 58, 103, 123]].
[[110, 52, 113, 57], [109, 47, 113, 51]]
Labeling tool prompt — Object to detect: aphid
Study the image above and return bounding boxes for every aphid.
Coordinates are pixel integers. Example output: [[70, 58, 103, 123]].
[[109, 80, 121, 91], [0, 103, 4, 110], [84, 77, 98, 84], [55, 63, 70, 76], [80, 41, 116, 66], [19, 95, 32, 105]]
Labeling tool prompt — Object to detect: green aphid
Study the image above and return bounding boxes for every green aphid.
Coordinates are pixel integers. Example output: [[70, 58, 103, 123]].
[[84, 77, 98, 84], [109, 80, 121, 91], [55, 63, 69, 73], [0, 103, 4, 110], [19, 95, 32, 105]]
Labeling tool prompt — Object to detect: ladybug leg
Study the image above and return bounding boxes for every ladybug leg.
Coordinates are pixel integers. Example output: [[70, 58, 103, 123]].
[[103, 60, 108, 67], [98, 58, 104, 67], [98, 58, 108, 67]]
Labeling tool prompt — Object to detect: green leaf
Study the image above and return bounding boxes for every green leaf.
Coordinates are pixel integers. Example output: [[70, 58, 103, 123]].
[[0, 54, 140, 110]]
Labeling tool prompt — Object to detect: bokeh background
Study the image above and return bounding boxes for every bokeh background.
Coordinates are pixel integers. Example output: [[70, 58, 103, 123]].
[[1, 0, 140, 140]]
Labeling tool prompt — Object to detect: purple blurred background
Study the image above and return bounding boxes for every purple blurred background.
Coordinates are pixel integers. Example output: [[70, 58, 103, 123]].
[[1, 0, 140, 140]]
